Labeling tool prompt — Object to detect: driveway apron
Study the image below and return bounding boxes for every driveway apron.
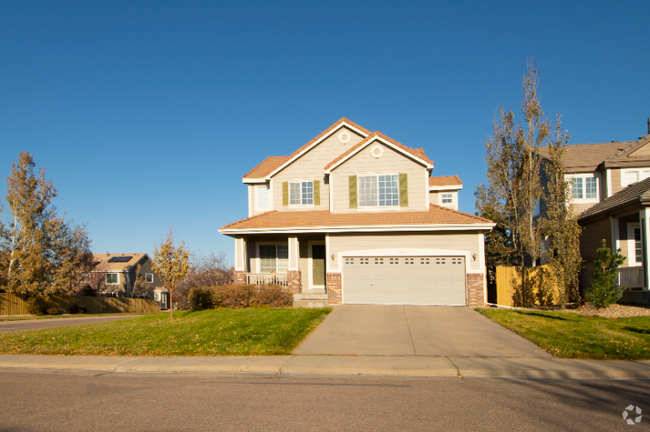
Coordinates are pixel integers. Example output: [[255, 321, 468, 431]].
[[294, 305, 551, 358]]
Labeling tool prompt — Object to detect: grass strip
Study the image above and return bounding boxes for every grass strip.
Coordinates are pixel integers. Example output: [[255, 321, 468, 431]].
[[477, 308, 650, 360]]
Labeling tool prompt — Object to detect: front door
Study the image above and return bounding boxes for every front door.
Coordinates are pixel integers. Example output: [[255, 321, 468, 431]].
[[312, 244, 326, 288]]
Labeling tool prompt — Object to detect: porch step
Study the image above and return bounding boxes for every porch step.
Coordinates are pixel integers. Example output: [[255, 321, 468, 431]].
[[293, 293, 329, 308]]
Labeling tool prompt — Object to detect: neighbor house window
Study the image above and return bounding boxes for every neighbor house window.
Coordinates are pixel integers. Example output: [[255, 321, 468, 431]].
[[259, 244, 289, 273], [256, 185, 269, 210], [106, 273, 119, 284], [358, 174, 399, 207], [145, 273, 154, 283], [570, 175, 598, 200], [289, 181, 313, 205], [441, 193, 453, 204], [623, 169, 650, 187]]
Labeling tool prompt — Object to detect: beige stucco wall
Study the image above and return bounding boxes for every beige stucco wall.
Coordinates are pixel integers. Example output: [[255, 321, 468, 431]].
[[328, 232, 483, 272], [270, 126, 365, 212], [331, 142, 428, 213]]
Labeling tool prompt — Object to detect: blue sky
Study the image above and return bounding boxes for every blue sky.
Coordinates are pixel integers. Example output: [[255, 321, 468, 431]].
[[1, 0, 649, 265]]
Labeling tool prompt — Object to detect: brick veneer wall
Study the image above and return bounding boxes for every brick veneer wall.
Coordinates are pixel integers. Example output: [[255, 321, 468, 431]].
[[287, 270, 302, 294], [233, 270, 248, 284], [326, 273, 342, 304], [467, 273, 485, 307]]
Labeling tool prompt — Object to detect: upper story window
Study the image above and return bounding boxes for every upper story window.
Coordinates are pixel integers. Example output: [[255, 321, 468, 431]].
[[569, 175, 599, 201], [145, 273, 154, 283], [289, 181, 313, 205], [256, 185, 269, 210], [106, 273, 119, 284], [441, 193, 453, 204], [622, 169, 650, 187], [358, 174, 399, 207]]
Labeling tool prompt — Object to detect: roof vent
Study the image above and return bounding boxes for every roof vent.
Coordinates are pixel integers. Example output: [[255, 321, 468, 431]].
[[647, 118, 650, 135]]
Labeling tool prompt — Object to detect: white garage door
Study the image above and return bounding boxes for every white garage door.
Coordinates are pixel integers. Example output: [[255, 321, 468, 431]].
[[343, 256, 466, 306]]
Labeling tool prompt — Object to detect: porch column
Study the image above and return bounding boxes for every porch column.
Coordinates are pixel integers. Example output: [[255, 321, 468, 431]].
[[641, 209, 650, 290], [287, 237, 301, 294], [234, 237, 248, 284]]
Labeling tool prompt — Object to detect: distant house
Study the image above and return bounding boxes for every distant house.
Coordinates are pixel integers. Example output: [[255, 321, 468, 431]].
[[91, 254, 168, 307]]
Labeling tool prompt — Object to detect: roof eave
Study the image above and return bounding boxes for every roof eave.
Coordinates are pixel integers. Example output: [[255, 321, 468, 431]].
[[219, 223, 496, 236], [429, 185, 463, 191]]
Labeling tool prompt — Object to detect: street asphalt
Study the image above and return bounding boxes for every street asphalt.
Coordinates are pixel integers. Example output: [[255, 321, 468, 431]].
[[0, 371, 648, 431], [0, 315, 141, 332]]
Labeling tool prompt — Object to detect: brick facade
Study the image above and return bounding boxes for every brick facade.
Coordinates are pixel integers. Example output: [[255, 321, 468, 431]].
[[287, 270, 302, 294], [467, 273, 485, 307], [233, 270, 248, 284], [326, 273, 342, 304]]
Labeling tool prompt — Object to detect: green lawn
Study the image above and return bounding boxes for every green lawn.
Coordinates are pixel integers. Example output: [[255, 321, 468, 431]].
[[477, 308, 650, 360], [0, 308, 331, 356]]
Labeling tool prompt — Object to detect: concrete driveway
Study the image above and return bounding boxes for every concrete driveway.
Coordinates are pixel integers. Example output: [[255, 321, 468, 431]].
[[294, 305, 551, 358], [0, 316, 141, 332]]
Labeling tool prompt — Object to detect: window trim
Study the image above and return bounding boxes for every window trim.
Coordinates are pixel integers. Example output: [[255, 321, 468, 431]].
[[441, 193, 453, 204], [106, 273, 119, 285], [567, 174, 600, 203], [288, 180, 315, 207], [256, 242, 289, 274], [621, 169, 650, 187], [357, 172, 400, 209], [255, 184, 270, 211], [627, 223, 642, 267], [145, 273, 154, 283]]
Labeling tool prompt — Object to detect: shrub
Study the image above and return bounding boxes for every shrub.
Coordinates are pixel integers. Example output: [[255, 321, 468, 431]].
[[26, 297, 42, 315], [70, 303, 87, 314], [188, 287, 215, 311], [78, 285, 97, 296], [256, 284, 293, 307], [588, 240, 626, 309], [45, 307, 63, 315], [188, 284, 293, 310]]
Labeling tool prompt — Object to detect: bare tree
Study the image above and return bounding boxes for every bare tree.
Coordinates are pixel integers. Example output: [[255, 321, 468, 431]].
[[175, 252, 232, 310]]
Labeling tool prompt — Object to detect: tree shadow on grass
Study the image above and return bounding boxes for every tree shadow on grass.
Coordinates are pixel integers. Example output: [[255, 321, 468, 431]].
[[514, 311, 569, 321], [622, 326, 650, 335]]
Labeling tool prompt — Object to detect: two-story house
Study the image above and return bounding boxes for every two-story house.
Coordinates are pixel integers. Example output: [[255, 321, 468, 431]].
[[91, 253, 167, 306], [219, 118, 495, 307], [538, 122, 650, 304]]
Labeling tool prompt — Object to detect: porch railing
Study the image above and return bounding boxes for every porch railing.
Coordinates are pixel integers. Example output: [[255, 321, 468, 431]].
[[246, 273, 288, 287], [619, 267, 644, 288]]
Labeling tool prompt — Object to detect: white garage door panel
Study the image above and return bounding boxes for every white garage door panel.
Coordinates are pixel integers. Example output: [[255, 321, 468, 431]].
[[343, 256, 466, 306]]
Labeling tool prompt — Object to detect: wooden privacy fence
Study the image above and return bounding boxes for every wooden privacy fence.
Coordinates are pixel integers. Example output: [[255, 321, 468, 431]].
[[0, 293, 161, 316], [495, 266, 560, 307]]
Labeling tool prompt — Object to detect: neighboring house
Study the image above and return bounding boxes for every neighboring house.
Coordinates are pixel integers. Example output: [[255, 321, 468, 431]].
[[537, 122, 650, 305], [577, 178, 650, 305], [91, 253, 168, 307], [219, 118, 495, 307]]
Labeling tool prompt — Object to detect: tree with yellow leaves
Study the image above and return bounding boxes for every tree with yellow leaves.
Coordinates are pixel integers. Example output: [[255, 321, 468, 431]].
[[151, 228, 189, 319]]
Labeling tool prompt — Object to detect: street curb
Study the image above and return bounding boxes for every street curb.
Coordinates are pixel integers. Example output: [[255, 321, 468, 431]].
[[1, 355, 650, 379]]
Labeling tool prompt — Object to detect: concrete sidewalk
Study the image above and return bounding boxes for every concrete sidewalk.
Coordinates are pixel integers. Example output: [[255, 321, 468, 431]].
[[1, 354, 649, 380]]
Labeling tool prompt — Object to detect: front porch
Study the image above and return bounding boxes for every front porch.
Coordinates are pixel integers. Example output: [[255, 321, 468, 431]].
[[232, 234, 336, 306]]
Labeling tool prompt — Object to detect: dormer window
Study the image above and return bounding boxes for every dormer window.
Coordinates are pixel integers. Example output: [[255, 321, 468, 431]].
[[441, 193, 453, 204]]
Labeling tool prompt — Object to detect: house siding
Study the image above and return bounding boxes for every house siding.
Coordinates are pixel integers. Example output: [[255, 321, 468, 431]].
[[271, 127, 365, 212], [611, 168, 622, 195], [579, 217, 611, 292], [331, 142, 428, 213], [328, 232, 482, 272]]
